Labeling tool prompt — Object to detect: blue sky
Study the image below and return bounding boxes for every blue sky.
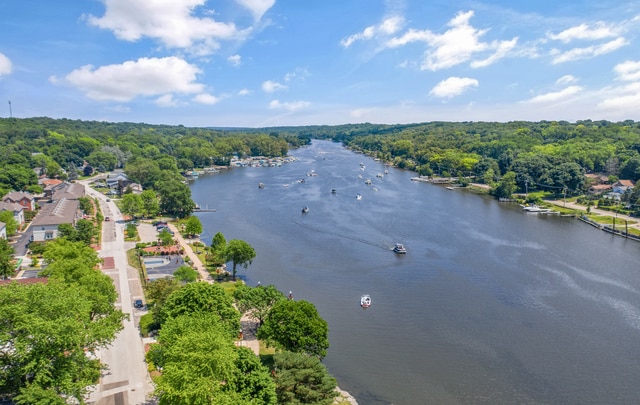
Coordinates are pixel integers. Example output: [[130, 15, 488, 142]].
[[1, 1, 640, 127]]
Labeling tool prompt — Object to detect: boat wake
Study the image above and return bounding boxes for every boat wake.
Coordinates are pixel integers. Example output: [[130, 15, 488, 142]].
[[291, 219, 391, 251]]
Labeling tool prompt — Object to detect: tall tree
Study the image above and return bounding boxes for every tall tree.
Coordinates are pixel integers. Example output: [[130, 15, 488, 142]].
[[0, 282, 123, 403], [258, 300, 329, 359], [155, 178, 195, 218], [0, 211, 18, 236], [120, 193, 143, 218], [140, 189, 160, 218], [0, 238, 16, 279], [184, 215, 203, 237], [225, 239, 256, 281], [233, 284, 286, 326], [272, 351, 338, 405]]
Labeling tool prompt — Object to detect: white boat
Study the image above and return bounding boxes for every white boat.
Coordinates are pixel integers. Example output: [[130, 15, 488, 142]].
[[356, 194, 362, 200], [393, 243, 407, 254], [365, 179, 372, 185], [522, 204, 553, 213], [302, 206, 309, 213], [376, 173, 384, 178], [258, 183, 265, 189], [360, 294, 371, 308]]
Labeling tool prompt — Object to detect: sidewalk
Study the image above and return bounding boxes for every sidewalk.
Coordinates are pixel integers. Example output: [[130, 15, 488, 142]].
[[166, 223, 213, 283], [547, 200, 640, 229]]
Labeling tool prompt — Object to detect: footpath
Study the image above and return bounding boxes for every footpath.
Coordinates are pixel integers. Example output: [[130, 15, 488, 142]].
[[546, 200, 640, 230]]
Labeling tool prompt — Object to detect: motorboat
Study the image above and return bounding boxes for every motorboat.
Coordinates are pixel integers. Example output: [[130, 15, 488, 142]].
[[522, 204, 553, 213], [258, 183, 265, 189], [302, 206, 309, 213], [331, 189, 337, 194], [365, 179, 372, 185], [393, 243, 407, 254], [356, 194, 362, 200], [360, 294, 371, 308]]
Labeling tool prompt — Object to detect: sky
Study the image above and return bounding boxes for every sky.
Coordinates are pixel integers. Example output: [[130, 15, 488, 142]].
[[1, 0, 640, 128]]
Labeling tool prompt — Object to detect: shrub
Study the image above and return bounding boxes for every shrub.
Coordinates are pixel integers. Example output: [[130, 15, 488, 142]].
[[139, 313, 157, 337]]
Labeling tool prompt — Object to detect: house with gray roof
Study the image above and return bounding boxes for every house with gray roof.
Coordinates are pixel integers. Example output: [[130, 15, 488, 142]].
[[30, 183, 85, 242], [3, 191, 36, 211], [0, 201, 25, 227]]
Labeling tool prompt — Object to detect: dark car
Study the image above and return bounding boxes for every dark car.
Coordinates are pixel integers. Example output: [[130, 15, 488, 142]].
[[134, 299, 144, 309]]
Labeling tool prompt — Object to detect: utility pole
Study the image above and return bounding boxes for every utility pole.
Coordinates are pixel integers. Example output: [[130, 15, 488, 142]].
[[8, 100, 11, 118]]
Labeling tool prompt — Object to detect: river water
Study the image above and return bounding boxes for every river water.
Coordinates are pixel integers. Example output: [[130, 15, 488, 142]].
[[191, 140, 640, 405]]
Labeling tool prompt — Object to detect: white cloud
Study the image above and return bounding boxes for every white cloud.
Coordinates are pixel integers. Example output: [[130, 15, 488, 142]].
[[269, 99, 310, 111], [55, 56, 204, 102], [385, 10, 517, 71], [614, 60, 640, 81], [548, 22, 619, 43], [86, 0, 249, 54], [526, 85, 583, 103], [235, 0, 275, 21], [430, 77, 479, 98], [284, 68, 310, 82], [341, 16, 404, 48], [556, 75, 577, 85], [551, 37, 628, 64], [155, 94, 178, 107], [194, 93, 220, 105], [0, 52, 12, 77], [262, 80, 287, 93], [228, 54, 242, 67], [238, 88, 251, 96], [597, 82, 640, 111]]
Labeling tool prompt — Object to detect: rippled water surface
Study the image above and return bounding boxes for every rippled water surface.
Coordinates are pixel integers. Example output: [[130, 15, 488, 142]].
[[191, 140, 640, 405]]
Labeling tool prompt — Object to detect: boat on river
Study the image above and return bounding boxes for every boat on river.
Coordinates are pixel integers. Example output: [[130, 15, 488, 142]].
[[258, 183, 265, 189], [522, 204, 553, 213], [360, 294, 371, 308], [331, 189, 337, 194], [365, 179, 372, 185], [356, 194, 362, 200], [393, 243, 407, 254], [302, 206, 309, 213]]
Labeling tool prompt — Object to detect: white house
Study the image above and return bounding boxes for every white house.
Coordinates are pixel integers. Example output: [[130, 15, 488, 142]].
[[0, 202, 25, 227], [30, 183, 84, 242]]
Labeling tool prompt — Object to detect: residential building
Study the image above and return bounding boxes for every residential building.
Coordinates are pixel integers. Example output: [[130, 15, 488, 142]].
[[3, 191, 36, 211], [30, 183, 85, 242], [588, 184, 613, 195], [612, 180, 635, 194], [0, 202, 25, 227]]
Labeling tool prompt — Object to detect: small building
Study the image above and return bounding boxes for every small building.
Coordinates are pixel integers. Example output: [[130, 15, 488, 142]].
[[40, 179, 66, 200], [612, 180, 635, 194], [588, 184, 613, 195], [0, 201, 25, 227], [3, 191, 36, 211]]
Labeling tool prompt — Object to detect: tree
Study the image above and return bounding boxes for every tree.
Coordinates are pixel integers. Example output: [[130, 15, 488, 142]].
[[158, 228, 174, 246], [234, 284, 286, 326], [75, 218, 96, 245], [272, 351, 338, 405], [492, 171, 518, 199], [258, 300, 329, 358], [184, 215, 203, 237], [120, 193, 143, 218], [0, 211, 18, 236], [155, 178, 195, 218], [159, 282, 240, 337], [0, 282, 123, 403], [226, 239, 256, 281], [211, 231, 227, 254], [230, 347, 277, 404], [173, 265, 199, 283], [0, 238, 16, 279], [140, 189, 160, 218]]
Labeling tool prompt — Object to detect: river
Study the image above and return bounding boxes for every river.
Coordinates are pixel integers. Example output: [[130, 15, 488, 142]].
[[191, 140, 640, 405]]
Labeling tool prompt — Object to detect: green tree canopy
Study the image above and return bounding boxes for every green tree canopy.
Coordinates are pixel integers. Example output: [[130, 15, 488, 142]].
[[140, 189, 160, 218], [226, 239, 256, 280], [120, 193, 143, 218], [0, 210, 18, 236], [155, 178, 195, 218], [272, 351, 338, 405], [233, 284, 286, 326], [0, 281, 123, 403], [258, 300, 329, 359], [0, 238, 16, 279], [173, 265, 199, 283], [159, 282, 240, 337]]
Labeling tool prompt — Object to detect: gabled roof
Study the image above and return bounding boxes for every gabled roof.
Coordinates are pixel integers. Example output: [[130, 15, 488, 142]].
[[614, 179, 635, 187], [0, 201, 24, 212], [3, 191, 35, 201]]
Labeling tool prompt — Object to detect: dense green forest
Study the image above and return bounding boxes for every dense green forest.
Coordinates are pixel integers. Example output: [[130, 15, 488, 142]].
[[1, 117, 640, 214]]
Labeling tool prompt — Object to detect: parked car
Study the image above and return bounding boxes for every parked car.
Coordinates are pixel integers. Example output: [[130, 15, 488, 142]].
[[133, 299, 144, 309], [105, 217, 110, 221]]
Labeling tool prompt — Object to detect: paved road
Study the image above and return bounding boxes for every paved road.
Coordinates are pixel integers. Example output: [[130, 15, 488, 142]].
[[82, 185, 154, 405], [547, 200, 640, 229]]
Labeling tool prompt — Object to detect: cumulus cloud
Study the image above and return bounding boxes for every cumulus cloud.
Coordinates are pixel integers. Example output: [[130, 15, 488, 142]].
[[597, 82, 640, 111], [86, 0, 250, 54], [228, 54, 242, 66], [54, 56, 204, 102], [341, 16, 404, 47], [614, 60, 640, 81], [235, 0, 275, 21], [551, 37, 628, 64], [238, 88, 251, 96], [430, 76, 479, 98], [385, 10, 517, 71], [556, 75, 578, 85], [268, 99, 310, 111], [262, 80, 287, 93], [155, 94, 178, 107], [284, 68, 310, 82], [548, 22, 619, 43], [526, 85, 583, 103], [0, 52, 12, 77], [193, 93, 220, 105]]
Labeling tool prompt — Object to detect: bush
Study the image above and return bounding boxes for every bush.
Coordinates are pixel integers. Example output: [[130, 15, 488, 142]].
[[139, 313, 157, 337]]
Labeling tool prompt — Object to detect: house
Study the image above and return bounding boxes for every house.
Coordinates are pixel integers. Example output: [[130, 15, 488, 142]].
[[588, 184, 613, 195], [30, 183, 85, 242], [3, 191, 36, 212], [612, 180, 635, 194], [0, 222, 6, 239], [40, 178, 66, 200], [106, 171, 130, 190], [0, 202, 25, 227], [585, 173, 609, 185], [124, 182, 143, 194]]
